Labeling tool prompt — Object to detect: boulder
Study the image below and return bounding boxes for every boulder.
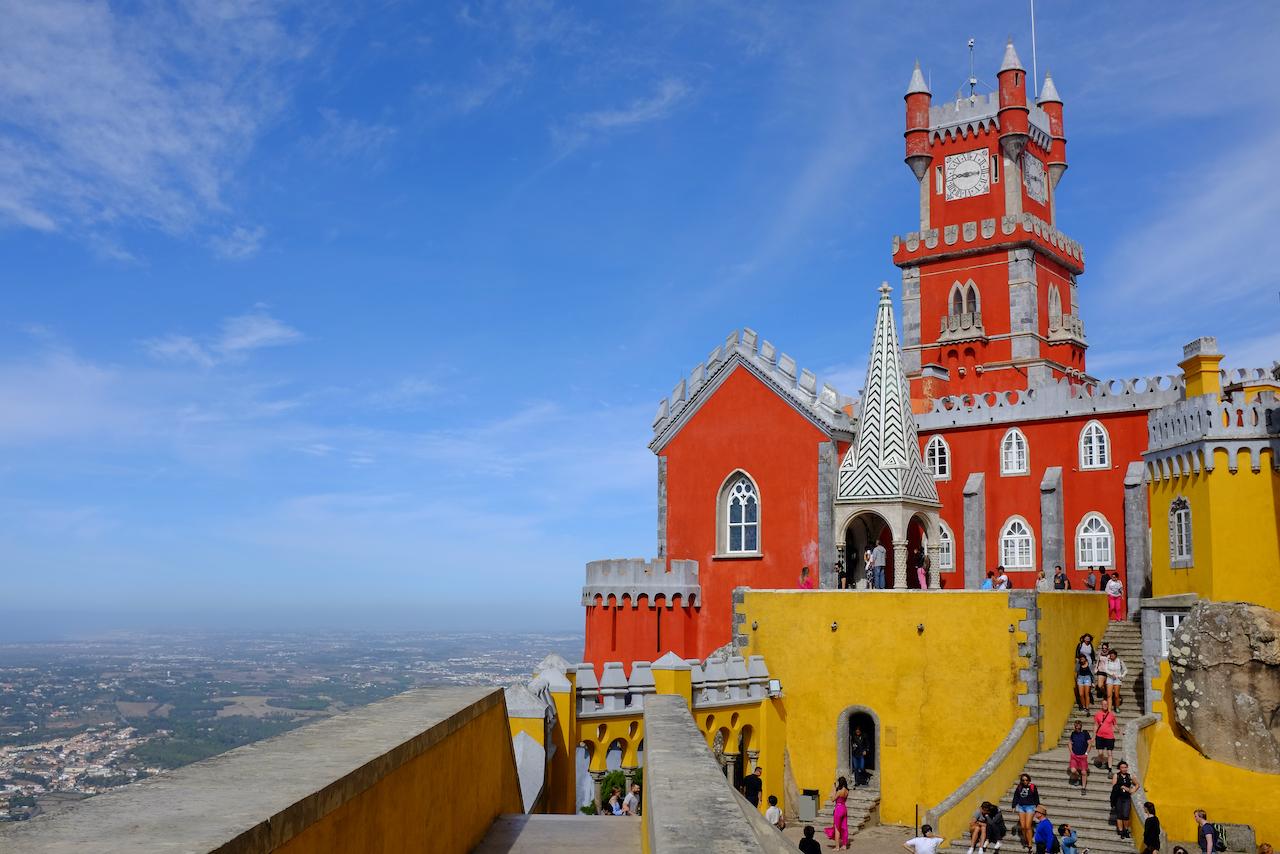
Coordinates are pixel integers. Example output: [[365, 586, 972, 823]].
[[1168, 601, 1280, 773]]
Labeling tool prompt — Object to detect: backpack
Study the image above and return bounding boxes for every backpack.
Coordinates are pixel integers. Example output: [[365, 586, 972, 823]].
[[1211, 824, 1228, 852]]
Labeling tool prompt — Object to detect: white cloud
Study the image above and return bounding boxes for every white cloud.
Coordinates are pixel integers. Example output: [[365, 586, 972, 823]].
[[144, 307, 302, 367], [210, 225, 267, 260], [305, 109, 397, 161], [553, 79, 691, 154]]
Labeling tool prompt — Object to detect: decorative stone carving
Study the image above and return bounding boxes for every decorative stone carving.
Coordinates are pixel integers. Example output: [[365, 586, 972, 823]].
[[1168, 601, 1280, 773]]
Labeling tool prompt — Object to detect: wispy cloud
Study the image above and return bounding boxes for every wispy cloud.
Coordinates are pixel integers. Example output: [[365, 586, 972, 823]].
[[210, 225, 267, 260], [553, 78, 690, 154], [144, 307, 302, 368], [304, 108, 398, 161]]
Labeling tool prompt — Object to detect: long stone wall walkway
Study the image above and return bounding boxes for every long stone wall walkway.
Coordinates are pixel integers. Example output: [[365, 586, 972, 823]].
[[474, 815, 640, 853]]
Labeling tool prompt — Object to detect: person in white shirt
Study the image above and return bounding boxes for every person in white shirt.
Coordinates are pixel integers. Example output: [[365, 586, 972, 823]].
[[1101, 648, 1128, 709], [622, 783, 640, 816], [905, 824, 946, 854], [764, 795, 785, 830], [995, 568, 1010, 590], [1106, 572, 1126, 621]]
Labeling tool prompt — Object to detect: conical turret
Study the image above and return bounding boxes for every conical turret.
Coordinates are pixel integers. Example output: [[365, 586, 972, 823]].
[[997, 39, 1030, 162], [904, 60, 933, 181], [1039, 73, 1068, 188]]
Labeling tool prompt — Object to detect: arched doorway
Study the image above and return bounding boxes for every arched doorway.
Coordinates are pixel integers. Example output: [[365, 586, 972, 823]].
[[843, 512, 892, 588], [836, 705, 881, 790]]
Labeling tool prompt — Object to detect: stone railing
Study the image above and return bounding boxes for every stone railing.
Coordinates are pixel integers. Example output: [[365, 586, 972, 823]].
[[916, 373, 1183, 431], [582, 558, 701, 608], [575, 653, 771, 717], [642, 695, 793, 854], [650, 328, 855, 449], [922, 716, 1038, 841], [0, 688, 523, 854], [892, 211, 1083, 270]]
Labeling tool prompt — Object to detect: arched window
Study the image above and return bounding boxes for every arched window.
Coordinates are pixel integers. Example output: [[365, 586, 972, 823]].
[[951, 286, 964, 316], [1169, 497, 1192, 566], [937, 522, 955, 570], [966, 284, 980, 314], [720, 473, 760, 555], [999, 517, 1035, 570], [924, 436, 950, 480], [1076, 513, 1113, 568], [1079, 421, 1109, 470], [1000, 428, 1029, 475], [1048, 285, 1063, 326]]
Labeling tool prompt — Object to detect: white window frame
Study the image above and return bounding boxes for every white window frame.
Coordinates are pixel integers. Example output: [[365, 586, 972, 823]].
[[1075, 512, 1114, 569], [924, 435, 950, 480], [717, 472, 761, 557], [999, 516, 1035, 570], [1000, 428, 1029, 476], [1169, 496, 1192, 568], [1079, 420, 1110, 470], [1160, 612, 1187, 658], [937, 522, 955, 570]]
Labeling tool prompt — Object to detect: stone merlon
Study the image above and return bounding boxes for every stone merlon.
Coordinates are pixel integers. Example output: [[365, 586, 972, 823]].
[[582, 558, 700, 608]]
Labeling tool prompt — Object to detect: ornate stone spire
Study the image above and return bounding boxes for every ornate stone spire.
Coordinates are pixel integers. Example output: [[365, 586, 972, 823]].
[[837, 283, 939, 504]]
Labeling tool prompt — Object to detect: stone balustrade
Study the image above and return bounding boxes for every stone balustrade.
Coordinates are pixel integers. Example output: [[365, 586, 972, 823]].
[[576, 653, 771, 716]]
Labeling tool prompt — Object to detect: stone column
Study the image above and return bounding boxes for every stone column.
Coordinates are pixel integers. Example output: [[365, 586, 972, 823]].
[[892, 541, 909, 589], [927, 543, 942, 589], [818, 441, 837, 589], [590, 770, 606, 812], [1123, 461, 1151, 616], [746, 750, 759, 773], [962, 473, 987, 589], [722, 754, 739, 786], [1039, 467, 1065, 573], [622, 766, 637, 792]]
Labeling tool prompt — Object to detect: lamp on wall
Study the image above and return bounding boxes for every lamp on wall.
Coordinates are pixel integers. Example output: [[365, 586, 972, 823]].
[[831, 621, 839, 632], [916, 623, 925, 634]]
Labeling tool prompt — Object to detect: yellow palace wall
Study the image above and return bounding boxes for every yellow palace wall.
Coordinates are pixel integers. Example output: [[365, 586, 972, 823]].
[[1140, 660, 1280, 845], [1037, 593, 1110, 746], [735, 591, 1034, 831], [1149, 447, 1280, 611]]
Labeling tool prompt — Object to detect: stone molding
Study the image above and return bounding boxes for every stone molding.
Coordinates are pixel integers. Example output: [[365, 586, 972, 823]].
[[893, 211, 1083, 270], [582, 558, 700, 608], [1144, 390, 1280, 481]]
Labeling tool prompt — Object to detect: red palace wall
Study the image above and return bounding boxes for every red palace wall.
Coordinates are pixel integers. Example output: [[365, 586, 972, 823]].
[[923, 408, 1148, 590], [582, 595, 697, 676]]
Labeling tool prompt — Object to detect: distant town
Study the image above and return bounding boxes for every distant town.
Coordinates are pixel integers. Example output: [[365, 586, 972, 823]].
[[0, 631, 580, 822]]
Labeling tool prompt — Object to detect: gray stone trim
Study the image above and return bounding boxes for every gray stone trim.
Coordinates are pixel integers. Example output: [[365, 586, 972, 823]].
[[657, 456, 668, 559], [1121, 714, 1158, 826], [583, 558, 700, 608], [917, 375, 1182, 431], [1122, 461, 1150, 612], [922, 716, 1033, 829], [1039, 467, 1064, 572], [818, 441, 837, 589], [962, 473, 986, 589], [731, 587, 749, 649], [834, 704, 882, 781], [1009, 591, 1044, 738], [893, 210, 1083, 270], [1008, 248, 1040, 362]]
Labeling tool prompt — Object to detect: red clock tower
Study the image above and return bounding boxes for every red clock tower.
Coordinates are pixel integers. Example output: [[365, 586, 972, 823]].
[[896, 41, 1087, 401]]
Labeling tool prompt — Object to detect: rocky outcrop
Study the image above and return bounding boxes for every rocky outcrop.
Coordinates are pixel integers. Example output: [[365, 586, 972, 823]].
[[1168, 601, 1280, 773]]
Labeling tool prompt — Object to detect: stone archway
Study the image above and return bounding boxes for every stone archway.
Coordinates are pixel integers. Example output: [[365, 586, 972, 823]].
[[841, 511, 892, 589], [835, 704, 882, 789]]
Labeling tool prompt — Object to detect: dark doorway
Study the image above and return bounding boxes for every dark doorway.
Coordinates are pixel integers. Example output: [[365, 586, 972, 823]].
[[843, 514, 890, 588], [848, 711, 876, 773]]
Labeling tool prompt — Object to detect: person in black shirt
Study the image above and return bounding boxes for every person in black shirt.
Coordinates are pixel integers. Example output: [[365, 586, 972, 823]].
[[1110, 762, 1138, 839], [799, 825, 823, 854], [1142, 802, 1162, 854], [1011, 774, 1041, 850], [1195, 810, 1215, 854], [741, 766, 763, 807]]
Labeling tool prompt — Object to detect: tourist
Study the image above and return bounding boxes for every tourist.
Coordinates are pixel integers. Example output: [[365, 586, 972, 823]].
[[871, 541, 887, 590], [1032, 806, 1054, 854], [742, 766, 764, 807], [799, 825, 822, 854], [851, 725, 870, 786], [1054, 566, 1071, 590], [1074, 653, 1094, 712], [607, 785, 624, 815], [1094, 699, 1118, 771], [1106, 572, 1126, 621], [1067, 720, 1092, 794], [1036, 569, 1053, 592], [1110, 761, 1138, 839], [981, 571, 996, 590], [967, 803, 990, 854], [800, 565, 815, 590], [836, 558, 848, 590], [1012, 773, 1041, 850], [1075, 634, 1096, 672], [1086, 569, 1098, 591], [1093, 643, 1112, 700], [1101, 648, 1128, 710], [824, 776, 851, 850], [917, 547, 930, 590], [905, 823, 947, 854], [765, 794, 785, 830], [996, 568, 1011, 590], [1195, 810, 1216, 854], [623, 783, 640, 816], [862, 548, 873, 588], [984, 800, 1008, 851], [1173, 847, 1191, 854], [1058, 824, 1079, 854], [1142, 802, 1162, 854]]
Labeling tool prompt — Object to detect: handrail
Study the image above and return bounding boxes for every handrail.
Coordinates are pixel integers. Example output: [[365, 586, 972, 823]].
[[923, 716, 1033, 829]]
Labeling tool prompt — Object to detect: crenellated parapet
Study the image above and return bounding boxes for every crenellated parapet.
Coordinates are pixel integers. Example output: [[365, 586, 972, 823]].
[[1144, 390, 1280, 482], [917, 374, 1183, 431], [582, 558, 700, 608], [925, 91, 1052, 151], [650, 328, 856, 451], [892, 211, 1083, 272], [575, 652, 772, 718]]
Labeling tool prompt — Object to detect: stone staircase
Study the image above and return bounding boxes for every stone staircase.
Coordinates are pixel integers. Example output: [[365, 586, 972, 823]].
[[814, 771, 881, 838], [947, 620, 1145, 854]]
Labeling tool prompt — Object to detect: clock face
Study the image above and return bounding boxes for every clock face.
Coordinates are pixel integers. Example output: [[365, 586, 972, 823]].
[[944, 148, 991, 200], [1023, 154, 1048, 203]]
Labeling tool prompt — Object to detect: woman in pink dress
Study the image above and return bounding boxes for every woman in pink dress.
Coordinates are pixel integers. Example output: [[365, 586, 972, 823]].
[[824, 776, 850, 849], [799, 566, 815, 589]]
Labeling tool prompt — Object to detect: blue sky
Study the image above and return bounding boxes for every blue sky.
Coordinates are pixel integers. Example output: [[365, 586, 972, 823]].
[[1, 1, 1276, 637]]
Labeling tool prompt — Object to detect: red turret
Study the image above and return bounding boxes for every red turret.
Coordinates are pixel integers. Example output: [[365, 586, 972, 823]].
[[904, 60, 932, 181], [1038, 72, 1067, 188], [996, 39, 1029, 162]]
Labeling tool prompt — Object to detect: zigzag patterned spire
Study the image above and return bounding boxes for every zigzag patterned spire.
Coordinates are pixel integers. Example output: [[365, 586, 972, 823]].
[[837, 283, 939, 504]]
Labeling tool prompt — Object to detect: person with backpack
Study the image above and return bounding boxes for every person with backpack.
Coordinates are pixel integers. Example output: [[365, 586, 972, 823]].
[[1053, 565, 1071, 590], [1110, 761, 1139, 839], [1195, 810, 1223, 854], [1032, 806, 1058, 854], [1012, 774, 1041, 850]]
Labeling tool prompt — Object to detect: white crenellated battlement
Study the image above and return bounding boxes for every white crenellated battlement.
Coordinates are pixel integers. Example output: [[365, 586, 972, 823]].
[[916, 374, 1183, 431], [650, 328, 856, 449], [574, 651, 772, 717], [926, 92, 1052, 150], [582, 558, 700, 608], [892, 211, 1083, 268], [1144, 391, 1280, 481]]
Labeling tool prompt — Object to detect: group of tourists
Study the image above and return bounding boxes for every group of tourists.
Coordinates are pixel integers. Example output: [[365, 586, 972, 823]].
[[1072, 633, 1127, 713]]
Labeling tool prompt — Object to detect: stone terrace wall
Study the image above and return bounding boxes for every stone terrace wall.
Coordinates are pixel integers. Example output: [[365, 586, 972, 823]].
[[0, 687, 522, 854]]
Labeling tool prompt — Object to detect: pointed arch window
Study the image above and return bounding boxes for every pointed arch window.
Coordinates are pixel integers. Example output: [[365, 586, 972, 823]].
[[937, 522, 955, 570], [951, 287, 964, 315], [924, 435, 950, 480], [1079, 421, 1110, 470], [1076, 512, 1113, 568], [1000, 428, 1029, 475], [1169, 497, 1192, 568], [1048, 285, 1063, 327], [718, 473, 760, 555], [999, 517, 1035, 570]]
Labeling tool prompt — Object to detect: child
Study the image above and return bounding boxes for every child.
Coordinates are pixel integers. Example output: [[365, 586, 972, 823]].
[[1059, 823, 1079, 854], [799, 825, 822, 854], [764, 795, 785, 830]]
